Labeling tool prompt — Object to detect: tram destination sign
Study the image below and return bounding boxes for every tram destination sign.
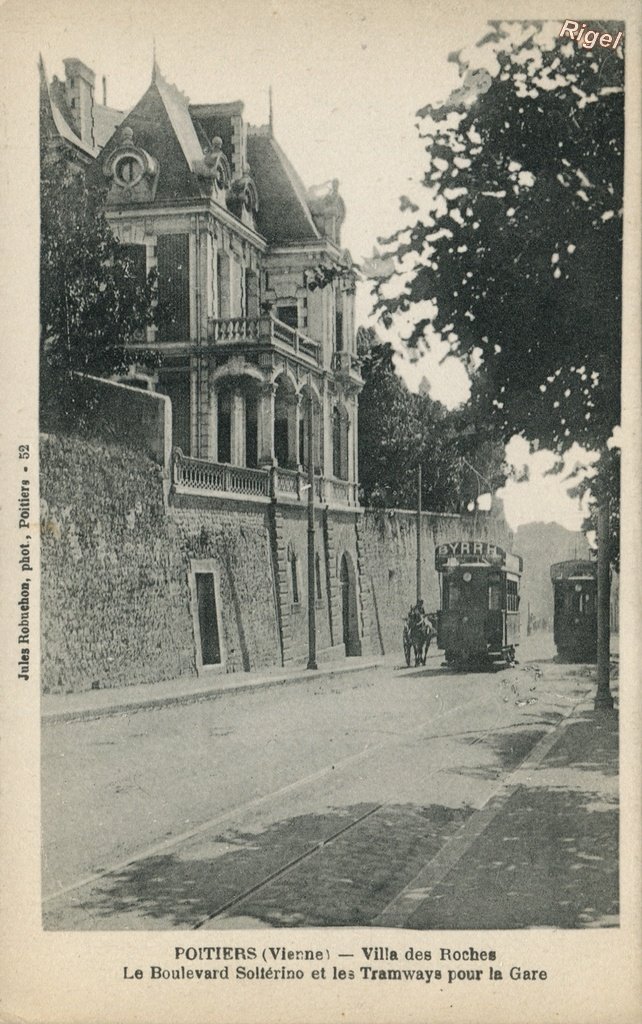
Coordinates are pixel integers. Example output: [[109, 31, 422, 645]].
[[435, 540, 522, 574]]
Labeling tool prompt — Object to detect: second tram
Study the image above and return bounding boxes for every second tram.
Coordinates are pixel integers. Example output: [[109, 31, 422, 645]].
[[550, 559, 597, 662], [435, 540, 523, 669]]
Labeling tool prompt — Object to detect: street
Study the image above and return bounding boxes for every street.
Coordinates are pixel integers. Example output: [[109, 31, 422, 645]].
[[41, 636, 618, 931]]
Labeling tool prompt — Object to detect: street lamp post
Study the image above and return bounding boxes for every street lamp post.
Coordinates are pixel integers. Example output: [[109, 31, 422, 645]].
[[416, 464, 422, 603], [307, 397, 318, 671]]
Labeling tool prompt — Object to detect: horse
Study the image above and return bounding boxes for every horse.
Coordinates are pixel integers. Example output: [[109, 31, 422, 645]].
[[403, 612, 438, 667]]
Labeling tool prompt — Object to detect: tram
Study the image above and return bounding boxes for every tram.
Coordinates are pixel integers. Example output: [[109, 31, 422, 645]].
[[550, 560, 597, 662], [435, 540, 523, 669]]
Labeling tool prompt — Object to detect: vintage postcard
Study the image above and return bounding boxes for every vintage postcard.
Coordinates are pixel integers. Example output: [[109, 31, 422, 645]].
[[1, 0, 640, 1021]]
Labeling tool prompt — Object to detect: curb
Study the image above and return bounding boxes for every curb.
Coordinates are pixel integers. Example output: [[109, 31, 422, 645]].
[[41, 657, 388, 725], [373, 691, 598, 928]]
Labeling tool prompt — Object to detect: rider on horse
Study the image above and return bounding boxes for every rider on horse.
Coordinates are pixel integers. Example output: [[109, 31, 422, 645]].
[[409, 598, 426, 628]]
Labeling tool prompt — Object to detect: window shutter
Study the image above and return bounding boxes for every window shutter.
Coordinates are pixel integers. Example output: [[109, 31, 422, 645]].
[[157, 234, 190, 342]]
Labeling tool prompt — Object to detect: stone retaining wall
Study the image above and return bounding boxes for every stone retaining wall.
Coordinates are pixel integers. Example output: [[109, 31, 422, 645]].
[[40, 433, 513, 693]]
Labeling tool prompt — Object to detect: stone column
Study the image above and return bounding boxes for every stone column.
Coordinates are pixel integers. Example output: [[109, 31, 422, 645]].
[[208, 386, 218, 462], [258, 382, 276, 466], [322, 381, 333, 476], [230, 388, 246, 467], [289, 394, 302, 468], [351, 395, 359, 487]]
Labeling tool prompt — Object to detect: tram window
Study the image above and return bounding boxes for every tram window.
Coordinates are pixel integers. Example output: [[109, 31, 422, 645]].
[[506, 578, 519, 612], [579, 591, 592, 615], [488, 576, 502, 611], [446, 580, 461, 609]]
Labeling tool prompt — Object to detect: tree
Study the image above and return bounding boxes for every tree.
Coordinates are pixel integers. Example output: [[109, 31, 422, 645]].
[[357, 333, 507, 511], [40, 149, 157, 405], [375, 21, 623, 477]]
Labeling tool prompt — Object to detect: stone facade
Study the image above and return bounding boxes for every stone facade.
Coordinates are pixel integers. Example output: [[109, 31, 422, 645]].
[[40, 433, 512, 694]]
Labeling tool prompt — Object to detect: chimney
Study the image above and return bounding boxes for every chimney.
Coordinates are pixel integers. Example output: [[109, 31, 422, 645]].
[[63, 58, 96, 147]]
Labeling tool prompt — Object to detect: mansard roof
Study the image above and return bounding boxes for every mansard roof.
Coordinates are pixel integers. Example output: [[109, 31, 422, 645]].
[[247, 128, 321, 245], [97, 73, 210, 201], [62, 59, 341, 245]]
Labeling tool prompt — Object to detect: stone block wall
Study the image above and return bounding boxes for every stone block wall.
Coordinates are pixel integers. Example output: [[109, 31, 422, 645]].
[[40, 433, 514, 693], [40, 434, 280, 692], [171, 494, 280, 673], [40, 433, 195, 693], [270, 505, 335, 665]]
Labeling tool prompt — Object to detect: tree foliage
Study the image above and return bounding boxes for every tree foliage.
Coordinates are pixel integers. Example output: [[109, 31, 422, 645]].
[[358, 332, 508, 511], [40, 150, 157, 400], [375, 21, 623, 458]]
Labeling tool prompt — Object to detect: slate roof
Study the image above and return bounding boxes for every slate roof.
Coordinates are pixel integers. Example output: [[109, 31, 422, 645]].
[[247, 128, 320, 245], [97, 78, 209, 201], [152, 63, 204, 171], [46, 56, 330, 245]]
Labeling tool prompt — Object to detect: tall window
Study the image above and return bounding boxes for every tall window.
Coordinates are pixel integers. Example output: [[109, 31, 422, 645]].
[[335, 306, 344, 352], [332, 408, 341, 478], [217, 390, 231, 464], [157, 234, 190, 341], [332, 406, 349, 480], [276, 304, 298, 329]]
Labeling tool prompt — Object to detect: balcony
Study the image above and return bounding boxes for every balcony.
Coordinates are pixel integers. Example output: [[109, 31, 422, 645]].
[[208, 315, 321, 367], [172, 450, 359, 506]]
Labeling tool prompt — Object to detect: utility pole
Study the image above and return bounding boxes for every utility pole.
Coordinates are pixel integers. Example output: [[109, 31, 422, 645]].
[[306, 397, 317, 670], [595, 497, 614, 710], [416, 464, 422, 603]]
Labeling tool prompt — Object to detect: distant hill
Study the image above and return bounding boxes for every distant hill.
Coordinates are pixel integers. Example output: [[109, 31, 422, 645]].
[[514, 522, 591, 629]]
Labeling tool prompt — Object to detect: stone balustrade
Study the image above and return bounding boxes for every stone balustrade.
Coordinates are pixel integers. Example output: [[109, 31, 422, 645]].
[[208, 314, 321, 366], [172, 450, 359, 506]]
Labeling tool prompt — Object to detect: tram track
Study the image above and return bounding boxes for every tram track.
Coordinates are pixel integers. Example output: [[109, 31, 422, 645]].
[[43, 680, 502, 907], [44, 667, 590, 931], [191, 687, 592, 929]]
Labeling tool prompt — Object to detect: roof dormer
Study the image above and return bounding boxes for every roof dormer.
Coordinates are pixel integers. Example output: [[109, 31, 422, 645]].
[[102, 125, 159, 204]]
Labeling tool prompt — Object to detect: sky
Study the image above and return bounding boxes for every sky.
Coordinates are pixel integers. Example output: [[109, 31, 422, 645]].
[[23, 0, 598, 532]]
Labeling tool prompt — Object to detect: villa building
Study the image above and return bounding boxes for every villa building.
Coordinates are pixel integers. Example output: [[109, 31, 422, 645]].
[[42, 57, 363, 508]]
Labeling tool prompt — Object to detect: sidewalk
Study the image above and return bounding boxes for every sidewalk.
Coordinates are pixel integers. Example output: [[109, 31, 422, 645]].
[[376, 690, 620, 930], [41, 652, 394, 724]]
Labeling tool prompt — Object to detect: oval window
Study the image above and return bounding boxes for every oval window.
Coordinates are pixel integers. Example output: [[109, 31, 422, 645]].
[[463, 571, 472, 583], [114, 155, 143, 187], [574, 583, 583, 592]]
